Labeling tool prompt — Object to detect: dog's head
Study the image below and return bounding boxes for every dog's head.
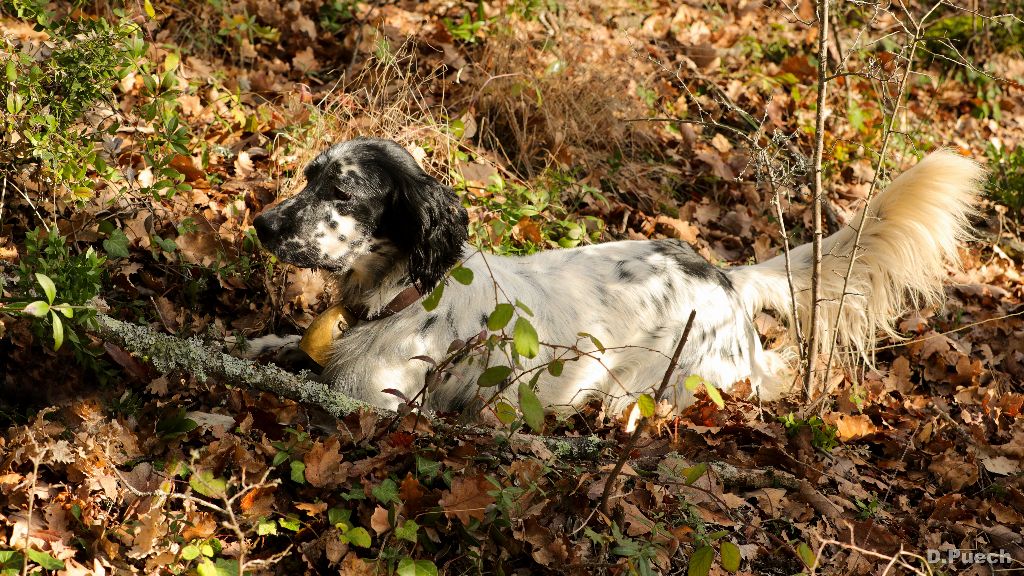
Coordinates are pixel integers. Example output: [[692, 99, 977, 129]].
[[253, 138, 469, 290]]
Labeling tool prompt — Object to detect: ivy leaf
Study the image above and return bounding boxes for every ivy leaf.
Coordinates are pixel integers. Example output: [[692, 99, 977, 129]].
[[103, 228, 130, 259], [477, 365, 512, 388], [513, 317, 539, 359], [637, 393, 655, 418], [290, 460, 306, 484], [26, 549, 64, 571], [518, 382, 544, 433], [35, 272, 56, 303], [687, 545, 714, 576], [395, 519, 419, 543], [720, 541, 741, 572], [422, 283, 444, 311], [450, 266, 473, 285], [372, 478, 400, 506], [487, 303, 514, 331]]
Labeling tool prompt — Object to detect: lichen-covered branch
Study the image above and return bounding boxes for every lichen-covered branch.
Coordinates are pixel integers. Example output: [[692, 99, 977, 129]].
[[93, 313, 379, 418], [92, 314, 608, 460]]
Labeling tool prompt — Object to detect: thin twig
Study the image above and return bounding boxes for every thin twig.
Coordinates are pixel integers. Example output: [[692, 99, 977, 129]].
[[804, 0, 832, 399], [599, 310, 697, 516]]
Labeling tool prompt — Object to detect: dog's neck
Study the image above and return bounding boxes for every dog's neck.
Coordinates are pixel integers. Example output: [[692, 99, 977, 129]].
[[334, 241, 415, 318]]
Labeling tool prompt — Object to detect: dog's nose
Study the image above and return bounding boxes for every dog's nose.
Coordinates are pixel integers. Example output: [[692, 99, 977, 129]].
[[253, 213, 279, 242]]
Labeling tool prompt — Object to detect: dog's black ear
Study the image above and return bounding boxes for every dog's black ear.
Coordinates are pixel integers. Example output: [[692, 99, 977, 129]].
[[391, 177, 469, 291]]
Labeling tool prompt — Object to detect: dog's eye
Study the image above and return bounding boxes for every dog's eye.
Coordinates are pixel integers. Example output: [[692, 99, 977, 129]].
[[334, 186, 352, 202]]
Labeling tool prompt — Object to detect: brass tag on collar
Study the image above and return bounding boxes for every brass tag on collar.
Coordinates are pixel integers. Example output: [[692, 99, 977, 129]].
[[298, 304, 358, 366]]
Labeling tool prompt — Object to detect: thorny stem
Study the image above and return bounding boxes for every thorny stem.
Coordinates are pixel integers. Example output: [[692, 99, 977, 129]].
[[599, 310, 696, 517], [804, 0, 831, 399]]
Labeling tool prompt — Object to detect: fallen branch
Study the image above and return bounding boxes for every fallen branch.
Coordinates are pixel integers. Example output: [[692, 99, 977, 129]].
[[92, 313, 607, 460], [94, 313, 385, 418]]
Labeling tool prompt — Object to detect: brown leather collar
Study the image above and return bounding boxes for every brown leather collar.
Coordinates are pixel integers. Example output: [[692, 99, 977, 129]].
[[346, 283, 423, 322]]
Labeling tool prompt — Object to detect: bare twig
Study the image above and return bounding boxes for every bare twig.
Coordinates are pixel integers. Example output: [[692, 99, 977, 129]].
[[804, 0, 832, 399], [599, 310, 696, 516]]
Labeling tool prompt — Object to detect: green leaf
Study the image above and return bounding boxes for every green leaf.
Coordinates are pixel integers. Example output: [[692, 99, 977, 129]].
[[256, 519, 278, 536], [416, 456, 441, 479], [372, 478, 400, 505], [344, 526, 371, 548], [637, 394, 655, 418], [395, 519, 419, 543], [397, 558, 439, 576], [514, 299, 534, 316], [513, 317, 539, 358], [494, 401, 517, 425], [51, 312, 64, 350], [278, 516, 301, 532], [181, 544, 201, 560], [328, 507, 351, 527], [682, 463, 707, 485], [487, 303, 514, 331], [6, 92, 23, 115], [23, 300, 49, 317], [687, 545, 714, 576], [720, 541, 741, 572], [52, 303, 74, 318], [518, 382, 544, 433], [704, 382, 724, 408], [547, 359, 563, 376], [290, 460, 306, 484], [196, 558, 237, 576], [5, 60, 15, 82], [35, 272, 56, 303], [0, 550, 23, 573], [421, 283, 444, 311], [26, 548, 64, 570], [450, 265, 473, 285], [103, 228, 130, 258], [156, 407, 197, 438], [190, 470, 227, 498], [684, 374, 703, 392], [796, 541, 816, 568], [477, 365, 512, 388]]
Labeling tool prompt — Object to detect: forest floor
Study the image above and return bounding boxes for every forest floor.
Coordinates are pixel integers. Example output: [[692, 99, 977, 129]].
[[1, 0, 1024, 574]]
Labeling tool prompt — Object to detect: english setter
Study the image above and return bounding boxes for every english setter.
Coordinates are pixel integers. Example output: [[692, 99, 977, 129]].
[[252, 138, 982, 415]]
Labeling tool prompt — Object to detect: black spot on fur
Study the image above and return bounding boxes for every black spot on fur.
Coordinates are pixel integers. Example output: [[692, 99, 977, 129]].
[[614, 261, 635, 282], [420, 315, 439, 333], [653, 239, 732, 289]]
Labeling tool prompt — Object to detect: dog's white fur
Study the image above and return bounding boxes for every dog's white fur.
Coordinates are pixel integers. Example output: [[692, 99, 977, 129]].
[[252, 139, 983, 416]]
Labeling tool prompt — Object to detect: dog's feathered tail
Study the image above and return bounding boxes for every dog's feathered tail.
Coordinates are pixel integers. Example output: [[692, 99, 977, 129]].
[[730, 150, 984, 378]]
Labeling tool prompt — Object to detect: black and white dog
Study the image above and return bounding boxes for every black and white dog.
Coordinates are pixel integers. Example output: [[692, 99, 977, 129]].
[[253, 138, 982, 415]]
